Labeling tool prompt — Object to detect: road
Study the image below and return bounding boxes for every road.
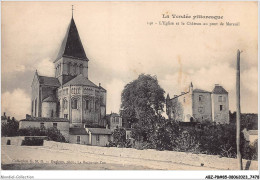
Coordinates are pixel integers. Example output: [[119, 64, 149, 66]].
[[1, 145, 220, 170]]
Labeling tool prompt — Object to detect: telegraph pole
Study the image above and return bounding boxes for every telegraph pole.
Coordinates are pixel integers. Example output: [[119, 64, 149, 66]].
[[236, 49, 243, 170]]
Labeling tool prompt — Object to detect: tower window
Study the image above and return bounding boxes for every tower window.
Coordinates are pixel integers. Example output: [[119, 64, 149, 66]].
[[73, 64, 77, 75], [79, 64, 83, 74], [218, 96, 222, 102], [67, 63, 71, 75]]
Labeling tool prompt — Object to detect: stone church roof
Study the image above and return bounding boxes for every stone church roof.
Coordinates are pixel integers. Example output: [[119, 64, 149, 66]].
[[55, 17, 88, 62], [212, 85, 228, 94], [38, 76, 60, 87], [43, 95, 57, 102], [63, 74, 100, 88]]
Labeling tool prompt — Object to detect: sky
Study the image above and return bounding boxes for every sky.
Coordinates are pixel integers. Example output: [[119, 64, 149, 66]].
[[1, 1, 258, 120]]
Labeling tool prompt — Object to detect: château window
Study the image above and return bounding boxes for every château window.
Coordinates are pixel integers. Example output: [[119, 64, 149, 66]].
[[218, 96, 222, 102], [220, 105, 223, 111], [72, 99, 78, 109], [96, 135, 100, 142], [64, 114, 68, 119], [199, 95, 203, 102]]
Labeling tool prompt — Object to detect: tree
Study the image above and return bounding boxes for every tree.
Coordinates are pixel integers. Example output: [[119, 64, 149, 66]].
[[1, 116, 19, 137], [121, 74, 165, 141]]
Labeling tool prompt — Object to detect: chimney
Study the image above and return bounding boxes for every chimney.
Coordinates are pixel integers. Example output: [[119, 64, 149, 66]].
[[99, 83, 101, 87], [174, 95, 178, 98], [215, 84, 220, 87], [181, 92, 185, 95]]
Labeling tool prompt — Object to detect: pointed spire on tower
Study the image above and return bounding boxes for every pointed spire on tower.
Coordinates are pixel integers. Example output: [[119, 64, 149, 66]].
[[72, 5, 74, 18], [54, 8, 88, 62], [166, 93, 170, 99]]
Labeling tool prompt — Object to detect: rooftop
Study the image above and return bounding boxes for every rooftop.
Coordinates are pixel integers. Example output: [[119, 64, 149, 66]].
[[86, 128, 112, 135], [21, 117, 69, 122], [43, 95, 57, 102], [69, 128, 88, 135], [193, 88, 211, 93], [212, 85, 228, 94], [63, 74, 99, 88], [38, 76, 60, 87], [55, 17, 88, 62]]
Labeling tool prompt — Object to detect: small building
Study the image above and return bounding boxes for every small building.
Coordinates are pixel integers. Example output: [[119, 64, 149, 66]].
[[19, 117, 70, 141], [85, 128, 112, 147], [69, 128, 89, 145], [106, 113, 122, 131]]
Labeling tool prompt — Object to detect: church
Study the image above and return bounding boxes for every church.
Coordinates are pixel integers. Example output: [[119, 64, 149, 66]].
[[31, 15, 106, 127], [20, 12, 114, 146]]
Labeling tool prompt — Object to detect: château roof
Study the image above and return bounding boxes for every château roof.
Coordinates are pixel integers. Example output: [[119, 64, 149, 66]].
[[55, 17, 88, 62], [38, 76, 60, 87], [193, 89, 211, 93], [212, 85, 228, 94], [63, 74, 99, 88]]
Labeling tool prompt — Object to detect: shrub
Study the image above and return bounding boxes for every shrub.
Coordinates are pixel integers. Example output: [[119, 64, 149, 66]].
[[21, 138, 44, 146], [18, 127, 66, 143]]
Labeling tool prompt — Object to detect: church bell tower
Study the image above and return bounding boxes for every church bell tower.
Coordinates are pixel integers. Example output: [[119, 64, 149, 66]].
[[54, 10, 89, 85]]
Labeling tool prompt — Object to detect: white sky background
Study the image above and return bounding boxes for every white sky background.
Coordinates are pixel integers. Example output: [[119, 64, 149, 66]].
[[1, 2, 258, 120]]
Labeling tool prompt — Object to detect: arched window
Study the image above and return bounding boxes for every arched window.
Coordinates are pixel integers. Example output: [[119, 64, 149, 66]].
[[63, 99, 68, 109], [72, 99, 78, 109], [84, 99, 89, 110], [67, 63, 71, 75], [73, 64, 77, 75], [95, 100, 99, 111]]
